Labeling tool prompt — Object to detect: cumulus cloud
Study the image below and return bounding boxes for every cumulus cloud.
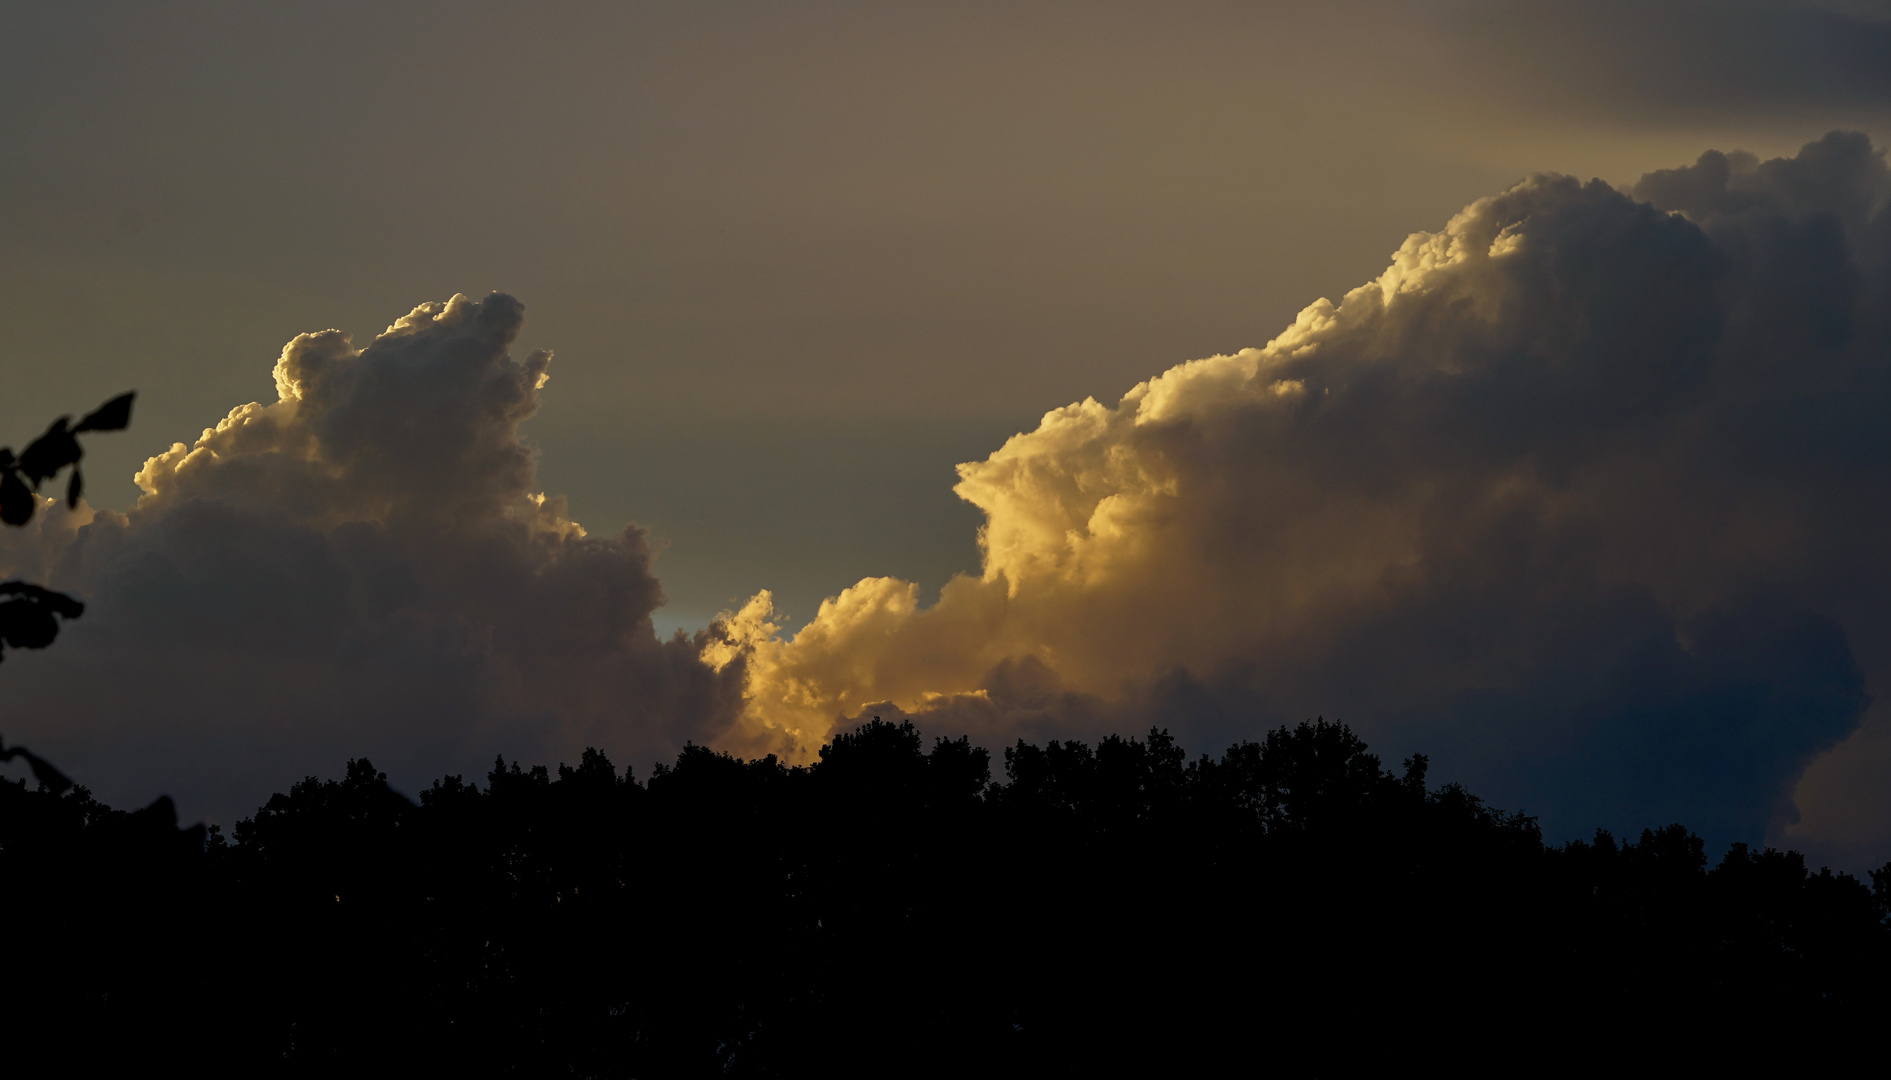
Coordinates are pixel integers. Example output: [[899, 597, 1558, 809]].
[[6, 136, 1888, 863], [0, 293, 743, 819], [723, 132, 1891, 858]]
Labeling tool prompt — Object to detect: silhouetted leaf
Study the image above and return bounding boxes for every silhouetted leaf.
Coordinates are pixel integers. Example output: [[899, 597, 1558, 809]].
[[66, 466, 82, 509], [0, 470, 33, 526], [0, 582, 84, 656], [0, 581, 84, 619], [0, 601, 58, 650], [17, 417, 79, 486], [74, 391, 135, 433]]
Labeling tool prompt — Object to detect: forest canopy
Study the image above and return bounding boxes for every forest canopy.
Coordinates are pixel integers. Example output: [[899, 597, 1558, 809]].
[[2, 717, 1885, 1075]]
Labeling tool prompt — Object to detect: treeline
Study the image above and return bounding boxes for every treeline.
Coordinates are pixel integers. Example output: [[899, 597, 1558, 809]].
[[3, 719, 1887, 1075]]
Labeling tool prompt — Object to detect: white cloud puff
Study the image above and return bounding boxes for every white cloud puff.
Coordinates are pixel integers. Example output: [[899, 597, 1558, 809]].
[[0, 293, 743, 819], [723, 133, 1891, 862]]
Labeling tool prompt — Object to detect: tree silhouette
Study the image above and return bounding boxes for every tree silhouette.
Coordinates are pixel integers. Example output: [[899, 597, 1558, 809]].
[[0, 393, 225, 1073], [4, 711, 1889, 1071]]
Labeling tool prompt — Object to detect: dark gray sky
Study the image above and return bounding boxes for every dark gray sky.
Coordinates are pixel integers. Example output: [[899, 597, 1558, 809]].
[[4, 0, 1883, 630]]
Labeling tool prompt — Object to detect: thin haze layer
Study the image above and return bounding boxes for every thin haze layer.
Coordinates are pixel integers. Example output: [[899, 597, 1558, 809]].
[[722, 133, 1891, 861]]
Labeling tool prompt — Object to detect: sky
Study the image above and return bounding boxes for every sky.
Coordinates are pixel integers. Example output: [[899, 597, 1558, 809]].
[[2, 1, 1890, 867]]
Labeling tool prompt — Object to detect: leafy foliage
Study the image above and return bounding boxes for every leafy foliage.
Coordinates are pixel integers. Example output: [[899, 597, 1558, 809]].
[[0, 397, 134, 850], [0, 391, 132, 523], [0, 582, 85, 668], [0, 393, 132, 667]]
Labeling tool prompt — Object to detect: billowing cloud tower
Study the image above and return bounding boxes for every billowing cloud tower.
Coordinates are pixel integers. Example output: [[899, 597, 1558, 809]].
[[722, 133, 1891, 860], [1, 293, 744, 817]]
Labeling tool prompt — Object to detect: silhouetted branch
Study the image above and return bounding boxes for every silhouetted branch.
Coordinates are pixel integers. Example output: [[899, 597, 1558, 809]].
[[0, 734, 72, 795], [0, 393, 135, 802]]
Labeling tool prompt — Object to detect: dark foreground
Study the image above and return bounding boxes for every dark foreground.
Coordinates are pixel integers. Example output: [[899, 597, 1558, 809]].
[[3, 719, 1886, 1075]]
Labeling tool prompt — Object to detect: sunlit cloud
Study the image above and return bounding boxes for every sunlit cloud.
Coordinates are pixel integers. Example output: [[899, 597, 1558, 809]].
[[722, 133, 1891, 858]]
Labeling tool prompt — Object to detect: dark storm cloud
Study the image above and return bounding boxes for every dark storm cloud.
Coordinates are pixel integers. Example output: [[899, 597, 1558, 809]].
[[0, 294, 743, 820], [726, 133, 1891, 856]]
